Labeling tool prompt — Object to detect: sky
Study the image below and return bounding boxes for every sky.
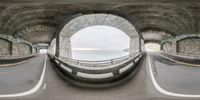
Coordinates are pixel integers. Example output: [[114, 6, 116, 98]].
[[71, 25, 130, 51]]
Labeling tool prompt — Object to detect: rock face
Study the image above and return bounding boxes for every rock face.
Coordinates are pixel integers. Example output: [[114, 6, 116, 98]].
[[177, 38, 200, 55], [12, 43, 32, 55], [0, 39, 12, 55]]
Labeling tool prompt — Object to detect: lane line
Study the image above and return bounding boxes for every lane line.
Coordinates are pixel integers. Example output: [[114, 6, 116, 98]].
[[156, 53, 200, 67], [43, 83, 46, 90], [148, 52, 200, 98], [0, 55, 47, 98]]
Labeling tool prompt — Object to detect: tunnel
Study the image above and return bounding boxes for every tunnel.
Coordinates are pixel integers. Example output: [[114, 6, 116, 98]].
[[0, 1, 200, 100]]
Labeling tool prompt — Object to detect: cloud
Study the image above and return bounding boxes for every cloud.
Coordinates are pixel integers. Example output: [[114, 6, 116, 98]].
[[71, 25, 130, 51]]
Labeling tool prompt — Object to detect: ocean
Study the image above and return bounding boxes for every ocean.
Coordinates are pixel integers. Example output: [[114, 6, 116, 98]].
[[72, 50, 129, 61]]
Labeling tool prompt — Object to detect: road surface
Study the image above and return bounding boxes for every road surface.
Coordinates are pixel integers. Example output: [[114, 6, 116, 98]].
[[0, 52, 199, 100]]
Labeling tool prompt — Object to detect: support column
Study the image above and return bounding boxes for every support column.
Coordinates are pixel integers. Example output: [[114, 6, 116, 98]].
[[31, 46, 34, 54], [10, 42, 13, 55], [172, 39, 177, 54], [59, 37, 72, 58], [129, 37, 140, 55], [55, 35, 60, 57]]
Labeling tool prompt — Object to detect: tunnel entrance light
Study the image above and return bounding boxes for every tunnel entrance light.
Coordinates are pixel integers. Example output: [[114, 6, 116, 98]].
[[145, 43, 161, 52]]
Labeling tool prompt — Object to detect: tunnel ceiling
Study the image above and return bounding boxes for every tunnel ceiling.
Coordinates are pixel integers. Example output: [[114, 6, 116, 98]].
[[0, 1, 200, 44]]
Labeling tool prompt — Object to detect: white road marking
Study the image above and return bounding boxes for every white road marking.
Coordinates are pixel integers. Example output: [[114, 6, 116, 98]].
[[148, 52, 200, 98], [156, 53, 200, 67], [43, 83, 46, 89], [0, 55, 47, 98]]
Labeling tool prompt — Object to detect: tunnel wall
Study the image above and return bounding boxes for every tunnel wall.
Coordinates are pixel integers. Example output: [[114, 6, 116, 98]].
[[12, 43, 32, 55], [129, 37, 140, 54], [0, 38, 12, 55], [161, 41, 173, 52], [58, 14, 139, 58], [48, 38, 56, 56], [0, 34, 38, 56], [161, 34, 200, 55], [177, 38, 200, 55], [141, 39, 145, 52]]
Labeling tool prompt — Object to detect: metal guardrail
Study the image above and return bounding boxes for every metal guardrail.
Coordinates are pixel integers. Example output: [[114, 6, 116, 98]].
[[59, 53, 137, 67], [48, 52, 144, 84]]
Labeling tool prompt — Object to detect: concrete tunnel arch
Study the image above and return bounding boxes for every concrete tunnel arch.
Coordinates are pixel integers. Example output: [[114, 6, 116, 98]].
[[177, 37, 200, 55], [0, 38, 12, 55], [57, 13, 141, 58]]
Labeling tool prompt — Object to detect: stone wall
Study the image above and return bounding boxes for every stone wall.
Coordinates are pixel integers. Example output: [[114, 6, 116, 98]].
[[162, 41, 173, 52], [129, 37, 140, 54], [161, 34, 200, 55], [0, 34, 37, 56], [13, 43, 32, 55], [0, 39, 12, 55], [48, 38, 56, 55], [177, 38, 200, 55]]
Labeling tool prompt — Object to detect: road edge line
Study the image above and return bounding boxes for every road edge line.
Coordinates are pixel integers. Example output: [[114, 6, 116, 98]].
[[148, 52, 200, 98], [0, 55, 47, 98]]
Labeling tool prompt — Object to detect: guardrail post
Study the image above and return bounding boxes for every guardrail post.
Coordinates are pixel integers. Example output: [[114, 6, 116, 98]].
[[133, 60, 135, 64], [113, 69, 119, 76], [72, 69, 77, 75], [111, 60, 113, 64]]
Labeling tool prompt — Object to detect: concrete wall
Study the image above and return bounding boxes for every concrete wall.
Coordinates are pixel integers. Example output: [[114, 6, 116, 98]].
[[140, 39, 145, 52], [177, 38, 200, 55], [129, 37, 140, 54], [12, 43, 32, 55], [161, 34, 200, 55], [59, 37, 72, 58], [48, 38, 56, 55], [0, 34, 37, 56], [0, 39, 12, 55], [162, 41, 173, 52]]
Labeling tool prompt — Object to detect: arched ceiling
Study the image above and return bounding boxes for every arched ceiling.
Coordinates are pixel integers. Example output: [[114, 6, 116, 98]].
[[0, 1, 199, 44]]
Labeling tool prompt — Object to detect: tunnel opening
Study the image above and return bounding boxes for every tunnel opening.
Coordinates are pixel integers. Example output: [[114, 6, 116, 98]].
[[58, 13, 140, 60], [40, 49, 47, 54], [145, 43, 161, 52], [70, 25, 130, 61]]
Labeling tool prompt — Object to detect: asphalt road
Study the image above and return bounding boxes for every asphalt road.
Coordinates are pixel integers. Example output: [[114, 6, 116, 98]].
[[0, 54, 45, 94], [0, 53, 200, 100], [149, 52, 200, 94]]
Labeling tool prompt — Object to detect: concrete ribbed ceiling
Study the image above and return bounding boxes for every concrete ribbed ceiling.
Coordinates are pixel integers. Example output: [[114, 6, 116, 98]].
[[0, 1, 199, 44]]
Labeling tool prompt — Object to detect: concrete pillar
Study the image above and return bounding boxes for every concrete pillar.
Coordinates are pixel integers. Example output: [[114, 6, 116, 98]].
[[48, 38, 56, 55], [30, 46, 33, 54], [59, 38, 72, 58], [10, 42, 13, 55], [171, 39, 177, 54], [55, 35, 59, 57], [59, 37, 72, 58], [129, 37, 140, 54], [140, 39, 145, 52]]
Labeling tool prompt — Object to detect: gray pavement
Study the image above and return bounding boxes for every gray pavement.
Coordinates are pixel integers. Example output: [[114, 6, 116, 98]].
[[0, 54, 45, 94], [0, 53, 200, 100], [149, 52, 200, 94]]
